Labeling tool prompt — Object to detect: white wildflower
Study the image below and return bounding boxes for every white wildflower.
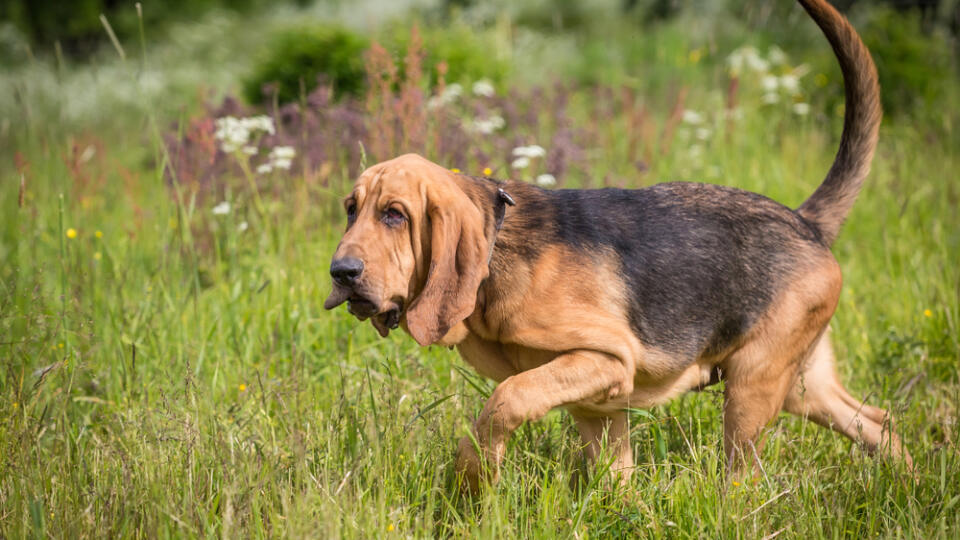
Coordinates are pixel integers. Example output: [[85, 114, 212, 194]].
[[728, 46, 769, 76], [269, 146, 296, 160], [779, 74, 800, 95], [254, 146, 297, 171], [428, 83, 463, 109], [767, 45, 788, 66], [761, 75, 779, 92], [745, 51, 769, 73], [242, 145, 258, 155], [247, 115, 276, 135], [214, 115, 276, 153], [512, 145, 546, 158], [695, 127, 712, 141], [511, 157, 530, 169], [444, 83, 462, 98], [525, 144, 546, 158], [472, 79, 495, 97], [535, 174, 556, 187], [238, 221, 249, 232], [212, 201, 231, 215], [762, 92, 780, 104], [215, 117, 249, 153], [470, 115, 505, 134], [682, 109, 704, 125], [792, 102, 811, 116]]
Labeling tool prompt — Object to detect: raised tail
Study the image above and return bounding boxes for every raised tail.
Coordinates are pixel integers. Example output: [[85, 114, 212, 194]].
[[796, 0, 882, 246]]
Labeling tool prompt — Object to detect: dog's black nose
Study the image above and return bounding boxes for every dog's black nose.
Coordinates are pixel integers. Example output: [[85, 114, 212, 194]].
[[330, 257, 363, 286]]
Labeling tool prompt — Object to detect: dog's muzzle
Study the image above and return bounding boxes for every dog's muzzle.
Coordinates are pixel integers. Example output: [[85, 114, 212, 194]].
[[324, 259, 403, 337]]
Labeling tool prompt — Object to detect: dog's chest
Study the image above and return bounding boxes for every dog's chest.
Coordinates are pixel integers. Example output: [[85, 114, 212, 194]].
[[456, 333, 559, 383]]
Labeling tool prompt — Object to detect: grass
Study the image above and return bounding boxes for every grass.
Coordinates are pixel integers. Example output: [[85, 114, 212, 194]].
[[1, 2, 959, 537]]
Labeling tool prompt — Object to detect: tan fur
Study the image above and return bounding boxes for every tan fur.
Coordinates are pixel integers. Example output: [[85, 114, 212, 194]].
[[719, 257, 843, 470], [783, 330, 912, 467]]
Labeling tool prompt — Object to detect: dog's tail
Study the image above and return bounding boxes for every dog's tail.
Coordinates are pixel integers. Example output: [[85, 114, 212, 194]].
[[795, 0, 881, 246]]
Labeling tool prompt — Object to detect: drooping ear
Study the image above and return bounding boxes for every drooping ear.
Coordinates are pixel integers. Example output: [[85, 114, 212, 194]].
[[405, 187, 490, 347]]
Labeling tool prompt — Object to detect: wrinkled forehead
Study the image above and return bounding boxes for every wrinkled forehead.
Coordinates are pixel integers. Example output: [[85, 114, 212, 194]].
[[349, 159, 440, 206]]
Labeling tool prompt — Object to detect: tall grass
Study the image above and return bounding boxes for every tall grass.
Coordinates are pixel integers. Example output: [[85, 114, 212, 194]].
[[1, 3, 959, 538]]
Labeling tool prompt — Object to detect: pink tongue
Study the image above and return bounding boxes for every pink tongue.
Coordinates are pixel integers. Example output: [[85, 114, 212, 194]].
[[323, 287, 351, 310]]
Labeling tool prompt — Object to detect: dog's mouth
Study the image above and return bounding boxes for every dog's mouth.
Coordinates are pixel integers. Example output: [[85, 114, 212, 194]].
[[346, 294, 378, 319], [371, 301, 403, 337], [324, 285, 403, 337]]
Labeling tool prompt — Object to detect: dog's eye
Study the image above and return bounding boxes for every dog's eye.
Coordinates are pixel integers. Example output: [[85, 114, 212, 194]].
[[381, 207, 405, 227], [346, 203, 357, 221]]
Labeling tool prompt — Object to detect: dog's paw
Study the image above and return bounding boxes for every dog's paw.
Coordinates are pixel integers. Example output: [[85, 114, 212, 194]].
[[456, 435, 500, 495], [456, 435, 483, 495]]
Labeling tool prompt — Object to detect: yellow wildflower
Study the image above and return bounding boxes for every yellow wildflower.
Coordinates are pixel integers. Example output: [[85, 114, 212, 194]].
[[483, 167, 492, 176], [924, 309, 933, 318], [66, 228, 78, 239], [168, 217, 178, 230], [239, 384, 247, 392], [688, 48, 703, 64], [387, 524, 395, 532], [95, 230, 103, 238], [94, 252, 102, 261], [450, 168, 461, 173], [731, 480, 741, 487]]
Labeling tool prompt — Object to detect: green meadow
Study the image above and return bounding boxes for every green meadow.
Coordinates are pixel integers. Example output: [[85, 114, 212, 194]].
[[1, 0, 958, 537]]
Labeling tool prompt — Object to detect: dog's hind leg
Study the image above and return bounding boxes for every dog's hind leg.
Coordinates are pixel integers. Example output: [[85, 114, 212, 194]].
[[721, 346, 805, 476], [721, 263, 843, 475], [783, 330, 912, 467]]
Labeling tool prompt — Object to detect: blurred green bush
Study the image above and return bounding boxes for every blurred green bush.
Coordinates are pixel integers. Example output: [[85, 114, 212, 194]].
[[382, 23, 509, 88], [860, 6, 956, 116], [243, 21, 509, 105], [243, 25, 369, 104]]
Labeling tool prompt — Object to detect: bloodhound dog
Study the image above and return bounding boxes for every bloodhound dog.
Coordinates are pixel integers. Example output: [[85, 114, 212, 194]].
[[324, 0, 911, 492]]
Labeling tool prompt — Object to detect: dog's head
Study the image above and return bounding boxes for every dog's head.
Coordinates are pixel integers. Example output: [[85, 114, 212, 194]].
[[324, 154, 493, 346]]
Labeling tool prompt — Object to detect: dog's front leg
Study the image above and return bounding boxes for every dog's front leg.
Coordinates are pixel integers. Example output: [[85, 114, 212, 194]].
[[457, 350, 632, 493], [570, 410, 633, 484]]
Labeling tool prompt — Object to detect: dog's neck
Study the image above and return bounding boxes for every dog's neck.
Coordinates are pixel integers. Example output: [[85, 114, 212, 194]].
[[452, 176, 550, 340], [452, 174, 517, 263]]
